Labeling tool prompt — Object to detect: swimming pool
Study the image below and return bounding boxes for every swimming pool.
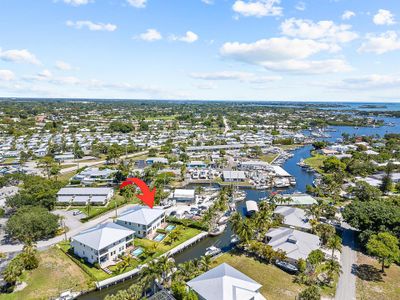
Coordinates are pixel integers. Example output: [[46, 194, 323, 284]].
[[131, 248, 144, 257], [154, 233, 166, 242], [165, 224, 176, 231]]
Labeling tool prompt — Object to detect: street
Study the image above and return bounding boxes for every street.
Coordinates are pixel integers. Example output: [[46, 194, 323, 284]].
[[335, 222, 357, 300]]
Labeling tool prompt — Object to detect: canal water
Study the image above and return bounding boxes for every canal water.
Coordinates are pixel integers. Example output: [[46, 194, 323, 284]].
[[80, 119, 400, 299]]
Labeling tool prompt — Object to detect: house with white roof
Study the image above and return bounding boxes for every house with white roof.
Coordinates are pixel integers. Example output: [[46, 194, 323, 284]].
[[187, 263, 266, 300], [265, 227, 321, 262], [71, 222, 134, 266], [57, 187, 114, 206], [222, 170, 246, 182], [170, 189, 196, 203], [274, 206, 311, 231], [115, 206, 165, 238]]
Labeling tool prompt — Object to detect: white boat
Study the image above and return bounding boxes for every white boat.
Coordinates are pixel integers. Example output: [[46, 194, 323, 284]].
[[205, 246, 222, 257], [230, 234, 240, 244], [218, 216, 229, 225], [208, 224, 227, 236]]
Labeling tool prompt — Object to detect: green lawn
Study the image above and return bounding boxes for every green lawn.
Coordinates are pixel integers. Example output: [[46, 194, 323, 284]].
[[0, 247, 94, 300], [356, 252, 400, 300], [260, 154, 279, 163], [304, 154, 326, 172], [211, 252, 304, 300]]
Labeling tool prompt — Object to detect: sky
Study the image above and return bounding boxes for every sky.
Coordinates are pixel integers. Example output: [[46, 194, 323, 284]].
[[0, 0, 400, 102]]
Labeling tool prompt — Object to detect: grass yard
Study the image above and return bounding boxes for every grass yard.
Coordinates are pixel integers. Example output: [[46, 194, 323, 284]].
[[211, 252, 303, 300], [356, 252, 400, 300], [135, 225, 202, 256], [145, 115, 177, 121], [260, 153, 279, 163], [304, 154, 326, 172], [0, 247, 94, 300]]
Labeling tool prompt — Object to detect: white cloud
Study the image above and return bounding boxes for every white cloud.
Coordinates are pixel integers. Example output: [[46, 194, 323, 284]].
[[280, 18, 358, 44], [232, 0, 282, 18], [295, 1, 306, 11], [0, 48, 41, 65], [190, 71, 282, 82], [262, 59, 352, 74], [37, 69, 53, 79], [221, 37, 337, 62], [202, 0, 214, 4], [63, 0, 92, 6], [0, 70, 15, 81], [373, 9, 396, 25], [126, 0, 147, 8], [66, 20, 117, 32], [55, 60, 73, 71], [342, 10, 356, 20], [220, 37, 351, 74], [170, 31, 199, 43], [358, 31, 400, 54], [136, 29, 162, 41], [340, 74, 400, 89]]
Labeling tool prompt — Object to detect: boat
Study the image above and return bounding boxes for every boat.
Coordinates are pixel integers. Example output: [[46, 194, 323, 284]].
[[230, 234, 240, 244], [205, 246, 222, 257], [275, 260, 299, 273], [208, 224, 227, 236], [55, 291, 81, 300], [218, 216, 229, 225]]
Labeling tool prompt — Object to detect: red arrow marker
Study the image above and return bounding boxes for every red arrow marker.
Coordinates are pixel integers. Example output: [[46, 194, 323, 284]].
[[119, 178, 156, 208]]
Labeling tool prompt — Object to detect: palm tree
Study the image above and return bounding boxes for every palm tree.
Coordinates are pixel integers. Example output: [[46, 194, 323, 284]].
[[322, 259, 342, 283], [327, 235, 342, 259], [200, 255, 212, 271], [236, 219, 254, 244], [230, 212, 243, 235], [157, 255, 175, 285]]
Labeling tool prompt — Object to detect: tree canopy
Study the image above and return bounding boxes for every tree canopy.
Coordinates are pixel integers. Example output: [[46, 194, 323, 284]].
[[6, 206, 59, 242]]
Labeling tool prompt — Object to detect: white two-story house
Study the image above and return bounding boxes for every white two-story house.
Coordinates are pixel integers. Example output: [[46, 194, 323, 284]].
[[71, 222, 135, 266], [115, 206, 165, 238]]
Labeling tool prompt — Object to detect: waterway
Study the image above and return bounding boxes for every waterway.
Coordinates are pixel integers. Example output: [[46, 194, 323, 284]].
[[80, 119, 400, 299]]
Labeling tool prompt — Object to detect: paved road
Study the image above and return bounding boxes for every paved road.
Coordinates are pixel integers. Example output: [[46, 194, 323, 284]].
[[335, 222, 356, 300], [60, 150, 149, 174], [0, 203, 137, 253]]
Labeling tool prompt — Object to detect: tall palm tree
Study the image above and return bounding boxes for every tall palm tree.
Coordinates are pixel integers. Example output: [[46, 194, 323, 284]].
[[327, 235, 342, 259], [157, 256, 175, 285], [200, 255, 211, 271], [230, 212, 243, 235], [322, 259, 342, 282], [237, 219, 254, 244]]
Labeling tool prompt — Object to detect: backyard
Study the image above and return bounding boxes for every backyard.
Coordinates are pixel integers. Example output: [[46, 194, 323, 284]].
[[355, 252, 400, 300], [0, 247, 93, 300], [304, 154, 326, 172], [211, 252, 303, 300]]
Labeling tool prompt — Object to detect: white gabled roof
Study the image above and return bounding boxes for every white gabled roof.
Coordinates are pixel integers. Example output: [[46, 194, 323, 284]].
[[116, 206, 165, 226], [72, 222, 134, 251], [57, 187, 113, 196], [274, 206, 311, 230], [187, 263, 265, 300]]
